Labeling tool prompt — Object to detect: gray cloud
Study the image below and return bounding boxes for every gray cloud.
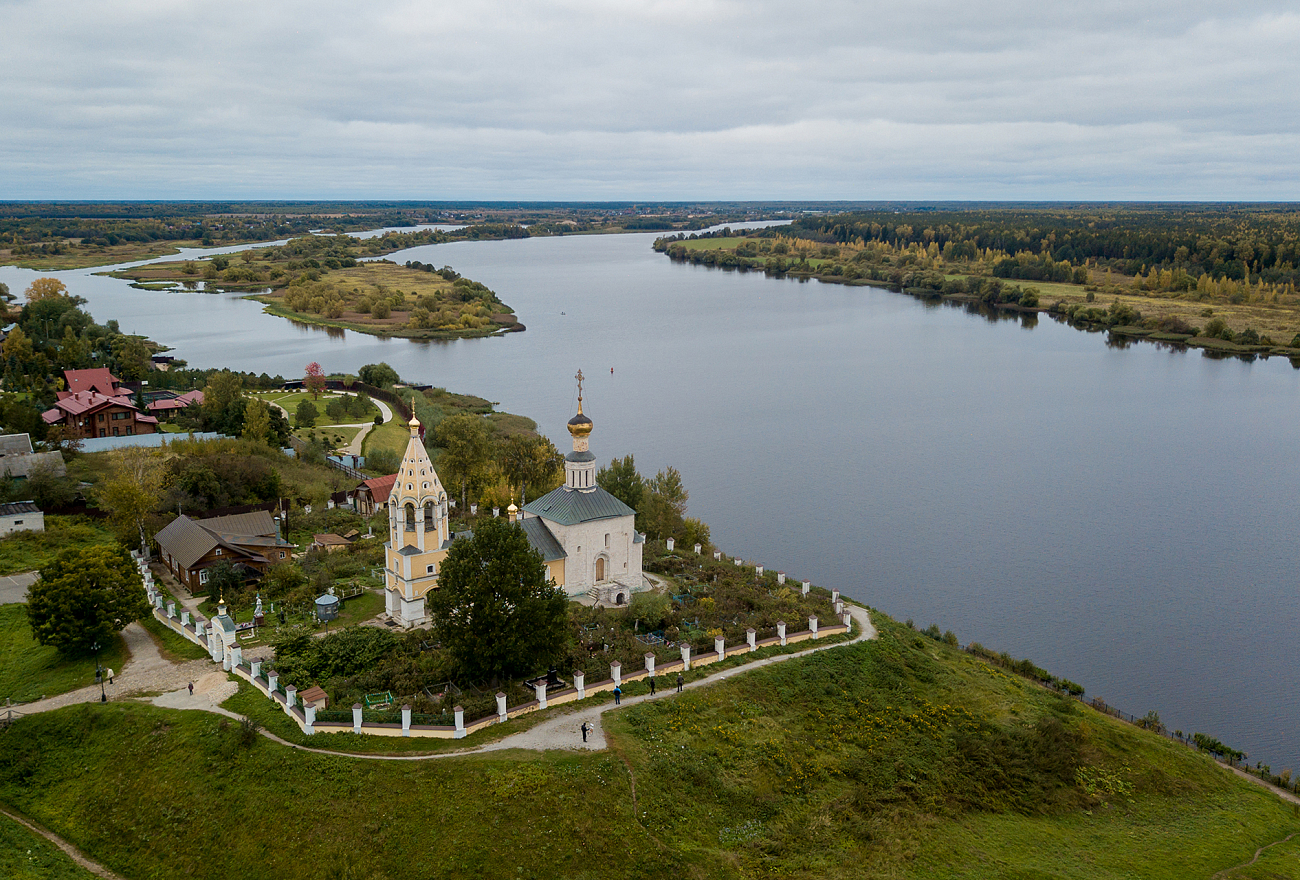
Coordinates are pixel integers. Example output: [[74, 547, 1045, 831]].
[[1, 0, 1297, 198]]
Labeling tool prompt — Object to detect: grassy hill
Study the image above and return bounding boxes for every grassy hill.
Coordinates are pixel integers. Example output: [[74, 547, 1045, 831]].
[[0, 610, 1296, 879]]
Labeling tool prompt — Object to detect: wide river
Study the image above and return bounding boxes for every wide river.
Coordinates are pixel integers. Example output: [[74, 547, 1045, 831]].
[[4, 229, 1297, 770]]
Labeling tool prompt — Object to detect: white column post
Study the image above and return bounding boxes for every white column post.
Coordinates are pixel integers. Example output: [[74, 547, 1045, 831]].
[[454, 705, 466, 739], [777, 572, 786, 585], [777, 621, 787, 646], [755, 565, 764, 577], [809, 616, 819, 639], [801, 579, 810, 596], [166, 602, 176, 619], [181, 611, 191, 627], [644, 652, 655, 676], [352, 702, 363, 733], [714, 635, 725, 662], [746, 628, 757, 651], [831, 588, 840, 604], [734, 557, 742, 566], [285, 685, 297, 708], [496, 692, 508, 721], [611, 661, 622, 688], [574, 671, 586, 699], [267, 671, 279, 693], [843, 611, 853, 629], [680, 643, 691, 671], [665, 537, 674, 552], [155, 595, 166, 611], [221, 644, 232, 671], [250, 660, 262, 680], [304, 704, 316, 735], [693, 543, 701, 554], [230, 644, 243, 669], [713, 551, 722, 561], [195, 620, 205, 638], [401, 705, 411, 737], [534, 681, 548, 709]]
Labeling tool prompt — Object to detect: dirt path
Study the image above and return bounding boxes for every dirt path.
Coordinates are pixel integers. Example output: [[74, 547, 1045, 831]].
[[219, 605, 877, 761], [13, 621, 213, 717], [1212, 830, 1300, 878], [0, 805, 128, 880], [1221, 763, 1300, 806]]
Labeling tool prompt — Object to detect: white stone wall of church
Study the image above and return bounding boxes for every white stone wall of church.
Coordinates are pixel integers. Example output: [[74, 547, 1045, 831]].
[[549, 514, 640, 597]]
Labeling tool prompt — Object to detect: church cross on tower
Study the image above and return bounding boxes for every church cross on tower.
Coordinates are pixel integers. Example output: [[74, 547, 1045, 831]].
[[575, 368, 585, 414]]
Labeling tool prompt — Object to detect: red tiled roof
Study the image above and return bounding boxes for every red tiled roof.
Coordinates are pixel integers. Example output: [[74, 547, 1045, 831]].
[[43, 390, 153, 425], [63, 368, 121, 396], [362, 473, 398, 503]]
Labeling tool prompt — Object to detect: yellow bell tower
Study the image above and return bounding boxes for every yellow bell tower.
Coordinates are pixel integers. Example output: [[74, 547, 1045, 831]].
[[383, 417, 451, 627]]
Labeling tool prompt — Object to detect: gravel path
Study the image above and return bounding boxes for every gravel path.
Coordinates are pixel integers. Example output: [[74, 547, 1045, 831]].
[[243, 605, 878, 761], [12, 621, 213, 717]]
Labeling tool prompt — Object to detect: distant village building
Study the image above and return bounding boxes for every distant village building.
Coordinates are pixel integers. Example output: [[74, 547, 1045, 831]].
[[0, 433, 66, 481], [41, 369, 158, 439], [0, 500, 43, 537], [353, 473, 397, 516], [145, 389, 204, 420], [154, 510, 295, 591], [311, 533, 352, 553]]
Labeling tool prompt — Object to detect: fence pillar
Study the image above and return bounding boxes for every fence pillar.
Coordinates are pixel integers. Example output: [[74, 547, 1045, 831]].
[[693, 543, 701, 554], [285, 685, 297, 708], [267, 671, 279, 693], [734, 557, 742, 566], [831, 588, 840, 604], [181, 610, 191, 627], [644, 652, 655, 676], [713, 551, 721, 561], [755, 565, 764, 577], [496, 692, 508, 721], [666, 538, 674, 552], [352, 702, 363, 734], [801, 580, 810, 596], [195, 620, 205, 638], [454, 705, 466, 739], [155, 595, 166, 611], [680, 643, 691, 671], [230, 644, 243, 669], [777, 572, 786, 585], [166, 602, 176, 619], [611, 661, 622, 688], [401, 705, 411, 737], [574, 671, 585, 700], [843, 611, 852, 629], [535, 681, 548, 710], [777, 621, 787, 646], [250, 660, 262, 680], [809, 616, 819, 639], [304, 704, 316, 735], [714, 635, 725, 662], [746, 628, 757, 651]]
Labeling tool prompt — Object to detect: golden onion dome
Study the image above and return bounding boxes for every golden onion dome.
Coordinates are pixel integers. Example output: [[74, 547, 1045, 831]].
[[567, 411, 593, 437], [408, 416, 420, 429]]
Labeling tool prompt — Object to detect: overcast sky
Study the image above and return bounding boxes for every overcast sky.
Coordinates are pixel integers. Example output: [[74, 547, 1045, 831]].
[[2, 0, 1298, 200]]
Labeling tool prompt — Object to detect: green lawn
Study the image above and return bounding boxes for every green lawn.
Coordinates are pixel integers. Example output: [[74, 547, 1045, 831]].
[[139, 614, 211, 662], [361, 414, 410, 460], [3, 612, 1299, 879], [0, 605, 128, 704], [0, 812, 100, 879], [0, 517, 117, 577]]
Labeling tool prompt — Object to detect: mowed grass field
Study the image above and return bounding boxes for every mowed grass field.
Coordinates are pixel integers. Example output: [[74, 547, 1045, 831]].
[[1, 610, 1298, 879]]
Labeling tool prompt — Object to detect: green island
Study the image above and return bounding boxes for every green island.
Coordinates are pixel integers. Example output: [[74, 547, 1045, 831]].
[[657, 205, 1300, 360]]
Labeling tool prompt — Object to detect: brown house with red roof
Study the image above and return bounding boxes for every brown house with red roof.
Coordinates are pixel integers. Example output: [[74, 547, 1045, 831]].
[[353, 473, 397, 515], [42, 368, 159, 440]]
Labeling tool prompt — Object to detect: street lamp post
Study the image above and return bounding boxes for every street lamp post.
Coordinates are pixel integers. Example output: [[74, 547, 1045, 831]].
[[92, 641, 106, 703]]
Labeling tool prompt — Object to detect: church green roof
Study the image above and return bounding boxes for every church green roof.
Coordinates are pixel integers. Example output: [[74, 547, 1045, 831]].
[[522, 486, 634, 526]]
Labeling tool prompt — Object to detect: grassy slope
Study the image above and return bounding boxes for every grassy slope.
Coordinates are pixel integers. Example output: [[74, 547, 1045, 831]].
[[0, 605, 128, 704], [0, 814, 100, 879], [1, 612, 1297, 879], [0, 517, 117, 576]]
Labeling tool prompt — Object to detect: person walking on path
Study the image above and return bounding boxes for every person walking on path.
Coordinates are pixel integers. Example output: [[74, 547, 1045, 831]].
[[106, 668, 114, 685], [676, 673, 683, 693], [188, 682, 194, 695], [649, 676, 656, 696], [613, 685, 622, 705], [580, 722, 590, 743]]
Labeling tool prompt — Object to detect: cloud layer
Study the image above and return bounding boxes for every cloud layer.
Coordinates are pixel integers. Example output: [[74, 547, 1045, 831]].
[[2, 0, 1298, 199]]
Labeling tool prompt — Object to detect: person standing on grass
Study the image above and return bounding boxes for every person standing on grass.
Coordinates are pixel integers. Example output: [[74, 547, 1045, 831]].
[[649, 676, 656, 695], [677, 673, 683, 693], [613, 685, 622, 705]]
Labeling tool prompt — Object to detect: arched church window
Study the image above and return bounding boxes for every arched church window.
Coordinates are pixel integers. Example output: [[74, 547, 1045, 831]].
[[404, 502, 416, 531], [424, 501, 435, 531]]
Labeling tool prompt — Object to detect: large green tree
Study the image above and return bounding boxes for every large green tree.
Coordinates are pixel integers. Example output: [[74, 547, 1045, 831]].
[[435, 413, 490, 509], [642, 466, 689, 541], [426, 517, 567, 684], [596, 454, 645, 514], [27, 545, 150, 657], [358, 362, 400, 387]]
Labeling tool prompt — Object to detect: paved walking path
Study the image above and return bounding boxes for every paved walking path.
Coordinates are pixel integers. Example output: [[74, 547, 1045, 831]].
[[266, 395, 393, 457], [209, 605, 878, 761], [11, 621, 213, 717]]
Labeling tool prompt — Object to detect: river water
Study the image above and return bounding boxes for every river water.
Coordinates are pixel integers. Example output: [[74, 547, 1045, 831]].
[[3, 230, 1297, 770]]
